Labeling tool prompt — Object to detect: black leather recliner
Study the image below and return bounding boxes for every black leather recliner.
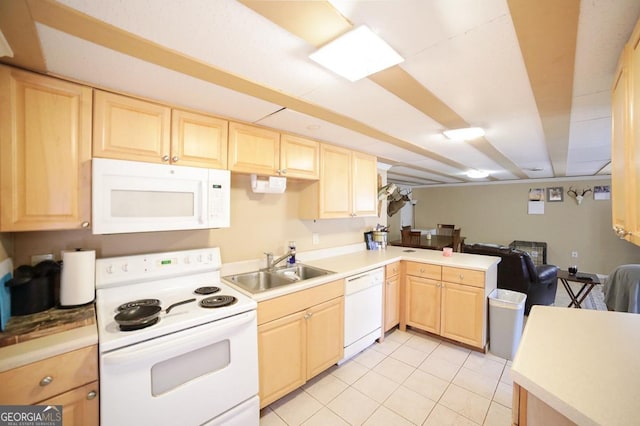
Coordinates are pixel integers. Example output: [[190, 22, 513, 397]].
[[463, 243, 559, 314]]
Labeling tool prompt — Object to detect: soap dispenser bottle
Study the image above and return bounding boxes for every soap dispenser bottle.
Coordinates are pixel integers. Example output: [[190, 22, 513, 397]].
[[288, 241, 296, 265]]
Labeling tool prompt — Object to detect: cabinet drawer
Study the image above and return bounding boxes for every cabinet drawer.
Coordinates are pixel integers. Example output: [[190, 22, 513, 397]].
[[405, 262, 441, 280], [257, 280, 344, 325], [385, 262, 400, 278], [442, 267, 485, 288], [0, 345, 98, 404]]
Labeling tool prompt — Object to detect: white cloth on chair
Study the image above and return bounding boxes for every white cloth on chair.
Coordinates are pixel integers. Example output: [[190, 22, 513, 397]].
[[603, 264, 640, 313]]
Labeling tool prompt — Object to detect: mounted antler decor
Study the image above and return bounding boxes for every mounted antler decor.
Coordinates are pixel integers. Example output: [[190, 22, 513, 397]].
[[567, 186, 592, 205]]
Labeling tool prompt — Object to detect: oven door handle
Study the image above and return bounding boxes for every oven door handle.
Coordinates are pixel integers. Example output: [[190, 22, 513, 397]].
[[102, 310, 255, 365]]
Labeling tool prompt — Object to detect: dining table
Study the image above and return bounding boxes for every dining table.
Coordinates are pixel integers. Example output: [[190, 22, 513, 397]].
[[389, 234, 463, 250]]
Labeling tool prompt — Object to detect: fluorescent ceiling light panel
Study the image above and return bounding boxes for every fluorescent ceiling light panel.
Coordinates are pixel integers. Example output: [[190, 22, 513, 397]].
[[309, 25, 404, 82], [466, 170, 489, 178], [443, 127, 485, 141]]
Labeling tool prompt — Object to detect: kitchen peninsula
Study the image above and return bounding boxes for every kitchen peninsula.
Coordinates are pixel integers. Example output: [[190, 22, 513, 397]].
[[512, 306, 640, 425]]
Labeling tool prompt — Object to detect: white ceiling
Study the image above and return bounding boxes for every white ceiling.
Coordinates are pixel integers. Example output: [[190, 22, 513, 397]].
[[4, 0, 639, 186]]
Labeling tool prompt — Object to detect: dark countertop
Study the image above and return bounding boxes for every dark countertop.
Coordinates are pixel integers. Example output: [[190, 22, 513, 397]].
[[0, 304, 96, 348]]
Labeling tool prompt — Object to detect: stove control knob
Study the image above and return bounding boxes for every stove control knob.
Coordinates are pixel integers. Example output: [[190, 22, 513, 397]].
[[106, 264, 114, 274], [121, 263, 128, 272], [184, 257, 191, 264], [197, 255, 203, 263]]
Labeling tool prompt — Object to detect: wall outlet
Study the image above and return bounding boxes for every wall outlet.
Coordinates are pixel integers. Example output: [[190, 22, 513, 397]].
[[571, 251, 578, 258], [31, 253, 54, 265], [312, 233, 320, 245]]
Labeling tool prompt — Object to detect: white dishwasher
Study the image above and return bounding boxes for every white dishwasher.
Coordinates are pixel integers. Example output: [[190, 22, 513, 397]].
[[340, 267, 384, 363]]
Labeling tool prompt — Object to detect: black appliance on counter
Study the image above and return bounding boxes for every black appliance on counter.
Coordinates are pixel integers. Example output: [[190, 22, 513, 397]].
[[7, 260, 60, 315]]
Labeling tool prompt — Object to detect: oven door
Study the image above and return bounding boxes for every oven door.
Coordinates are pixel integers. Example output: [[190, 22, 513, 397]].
[[99, 311, 258, 426]]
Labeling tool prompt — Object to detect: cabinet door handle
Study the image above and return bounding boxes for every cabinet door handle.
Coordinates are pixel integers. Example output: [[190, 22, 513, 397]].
[[162, 155, 170, 162], [459, 274, 464, 280], [281, 168, 287, 175], [80, 221, 90, 228], [172, 156, 179, 162], [39, 376, 53, 386], [87, 390, 97, 400], [304, 312, 313, 320]]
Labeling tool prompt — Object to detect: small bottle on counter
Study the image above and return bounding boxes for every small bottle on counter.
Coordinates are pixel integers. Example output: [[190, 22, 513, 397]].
[[288, 241, 296, 265]]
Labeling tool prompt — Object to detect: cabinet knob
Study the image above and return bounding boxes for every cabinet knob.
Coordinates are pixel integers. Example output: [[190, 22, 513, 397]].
[[162, 155, 170, 162], [304, 312, 313, 320], [39, 376, 53, 386], [459, 274, 464, 280], [281, 168, 287, 175], [87, 390, 97, 400], [172, 156, 179, 162], [80, 221, 90, 228], [419, 268, 425, 273]]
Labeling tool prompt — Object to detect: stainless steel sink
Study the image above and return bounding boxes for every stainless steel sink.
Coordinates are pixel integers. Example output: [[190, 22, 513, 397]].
[[223, 264, 335, 294], [272, 264, 335, 280], [224, 271, 295, 293]]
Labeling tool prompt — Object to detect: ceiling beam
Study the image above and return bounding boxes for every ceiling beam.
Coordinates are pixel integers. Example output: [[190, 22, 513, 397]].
[[0, 0, 46, 72], [241, 0, 527, 180], [508, 0, 580, 177]]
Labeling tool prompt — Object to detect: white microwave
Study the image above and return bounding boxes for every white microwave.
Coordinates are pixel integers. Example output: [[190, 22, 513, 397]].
[[92, 158, 230, 234]]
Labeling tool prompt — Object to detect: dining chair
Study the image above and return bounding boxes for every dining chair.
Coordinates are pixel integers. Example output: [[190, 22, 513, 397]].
[[452, 228, 462, 252], [437, 224, 455, 236], [401, 229, 421, 247]]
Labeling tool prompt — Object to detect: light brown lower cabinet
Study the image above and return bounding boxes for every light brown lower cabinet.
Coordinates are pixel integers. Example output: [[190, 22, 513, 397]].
[[401, 262, 492, 350], [383, 262, 400, 332], [257, 280, 344, 408], [41, 381, 99, 426], [0, 345, 99, 426], [513, 383, 576, 426]]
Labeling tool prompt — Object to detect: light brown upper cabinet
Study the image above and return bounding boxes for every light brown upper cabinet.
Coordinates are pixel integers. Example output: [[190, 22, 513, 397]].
[[0, 66, 92, 231], [612, 20, 640, 246], [228, 122, 280, 175], [171, 109, 228, 169], [228, 122, 319, 179], [93, 90, 171, 163], [280, 134, 320, 179], [299, 144, 377, 219], [94, 91, 228, 168]]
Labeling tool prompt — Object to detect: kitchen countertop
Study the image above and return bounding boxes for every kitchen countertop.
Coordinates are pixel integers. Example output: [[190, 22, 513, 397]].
[[511, 306, 640, 426], [225, 245, 501, 302], [0, 304, 98, 372]]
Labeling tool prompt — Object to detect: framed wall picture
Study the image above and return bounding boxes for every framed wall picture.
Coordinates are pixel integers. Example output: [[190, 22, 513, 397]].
[[529, 188, 544, 201], [546, 186, 564, 202], [594, 185, 611, 200]]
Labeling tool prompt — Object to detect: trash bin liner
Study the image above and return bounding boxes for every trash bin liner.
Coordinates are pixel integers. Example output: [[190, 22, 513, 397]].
[[489, 288, 527, 360]]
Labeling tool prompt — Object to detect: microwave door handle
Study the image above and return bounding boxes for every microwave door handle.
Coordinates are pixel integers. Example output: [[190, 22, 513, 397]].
[[102, 311, 255, 365]]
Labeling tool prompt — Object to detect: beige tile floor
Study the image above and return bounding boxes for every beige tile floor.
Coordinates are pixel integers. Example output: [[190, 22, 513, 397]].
[[260, 328, 513, 426]]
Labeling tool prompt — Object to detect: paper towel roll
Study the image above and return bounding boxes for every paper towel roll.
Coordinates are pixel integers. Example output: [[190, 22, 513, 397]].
[[60, 249, 95, 307]]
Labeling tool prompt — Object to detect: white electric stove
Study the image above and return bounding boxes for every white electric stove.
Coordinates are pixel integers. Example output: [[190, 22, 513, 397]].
[[95, 247, 259, 426]]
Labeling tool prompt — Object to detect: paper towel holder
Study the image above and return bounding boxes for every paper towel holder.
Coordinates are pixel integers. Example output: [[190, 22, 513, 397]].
[[251, 174, 286, 194]]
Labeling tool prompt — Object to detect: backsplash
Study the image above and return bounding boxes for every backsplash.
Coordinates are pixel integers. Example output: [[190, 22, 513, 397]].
[[7, 174, 386, 266]]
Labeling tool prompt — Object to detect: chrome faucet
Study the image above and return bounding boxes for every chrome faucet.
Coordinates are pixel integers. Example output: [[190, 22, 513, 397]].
[[264, 248, 294, 270]]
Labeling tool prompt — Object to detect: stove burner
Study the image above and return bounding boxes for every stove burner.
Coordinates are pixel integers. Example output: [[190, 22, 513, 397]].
[[194, 286, 221, 295], [117, 299, 161, 312], [200, 295, 237, 308], [118, 317, 159, 331]]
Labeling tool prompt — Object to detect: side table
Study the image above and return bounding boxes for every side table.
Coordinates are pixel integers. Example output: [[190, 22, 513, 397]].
[[557, 270, 601, 308]]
